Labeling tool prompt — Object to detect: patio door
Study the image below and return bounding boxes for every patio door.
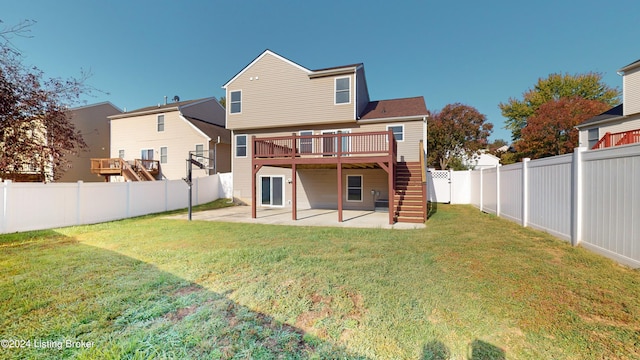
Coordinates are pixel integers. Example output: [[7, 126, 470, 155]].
[[141, 149, 154, 160], [322, 130, 350, 156], [260, 176, 284, 207]]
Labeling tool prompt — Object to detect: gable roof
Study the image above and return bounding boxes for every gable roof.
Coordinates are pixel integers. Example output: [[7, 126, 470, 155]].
[[358, 96, 428, 121], [223, 50, 311, 88], [619, 59, 640, 73], [110, 97, 216, 119], [577, 103, 624, 128], [183, 116, 231, 144]]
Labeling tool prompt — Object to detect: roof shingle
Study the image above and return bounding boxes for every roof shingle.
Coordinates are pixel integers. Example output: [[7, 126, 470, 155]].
[[359, 96, 428, 120]]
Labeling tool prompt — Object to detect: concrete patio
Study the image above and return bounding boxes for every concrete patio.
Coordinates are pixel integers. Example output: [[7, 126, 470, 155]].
[[167, 205, 425, 230]]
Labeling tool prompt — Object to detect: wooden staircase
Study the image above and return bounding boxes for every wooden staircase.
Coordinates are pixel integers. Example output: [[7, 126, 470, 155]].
[[90, 158, 159, 182], [394, 161, 426, 223]]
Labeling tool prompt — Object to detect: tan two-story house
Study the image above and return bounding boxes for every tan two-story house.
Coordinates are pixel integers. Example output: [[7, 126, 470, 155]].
[[578, 59, 640, 149], [223, 50, 429, 224], [104, 97, 230, 181]]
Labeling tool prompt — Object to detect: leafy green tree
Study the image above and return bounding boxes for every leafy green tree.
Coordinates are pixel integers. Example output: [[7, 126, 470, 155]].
[[427, 103, 493, 170], [500, 73, 620, 141], [219, 96, 226, 108]]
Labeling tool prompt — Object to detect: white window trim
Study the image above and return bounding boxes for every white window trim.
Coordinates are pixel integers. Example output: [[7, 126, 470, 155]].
[[157, 114, 165, 132], [235, 134, 248, 158], [229, 90, 242, 114], [386, 124, 405, 142], [160, 146, 168, 164], [259, 175, 285, 208], [334, 76, 351, 105], [299, 130, 314, 154], [195, 143, 205, 163], [140, 148, 154, 160], [321, 129, 351, 155], [346, 174, 363, 202]]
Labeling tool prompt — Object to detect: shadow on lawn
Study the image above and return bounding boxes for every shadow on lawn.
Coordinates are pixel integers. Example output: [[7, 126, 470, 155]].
[[422, 339, 505, 360], [0, 232, 367, 359]]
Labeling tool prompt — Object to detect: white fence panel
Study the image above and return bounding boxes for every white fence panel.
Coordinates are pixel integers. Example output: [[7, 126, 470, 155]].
[[451, 170, 471, 204], [469, 170, 481, 208], [79, 182, 128, 225], [0, 174, 223, 234], [167, 180, 189, 211], [582, 145, 640, 267], [527, 155, 573, 241], [130, 181, 167, 217], [10, 182, 78, 233], [219, 172, 233, 199], [427, 170, 451, 203], [481, 167, 498, 214], [498, 164, 522, 224]]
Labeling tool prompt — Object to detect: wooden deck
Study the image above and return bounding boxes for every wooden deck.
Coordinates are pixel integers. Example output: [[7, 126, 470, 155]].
[[90, 158, 159, 181], [592, 129, 640, 150], [251, 131, 399, 224]]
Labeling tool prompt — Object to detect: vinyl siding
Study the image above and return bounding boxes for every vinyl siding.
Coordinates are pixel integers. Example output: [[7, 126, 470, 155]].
[[111, 111, 211, 180], [59, 103, 121, 182], [226, 52, 356, 130], [579, 115, 640, 148], [623, 68, 640, 116], [355, 66, 370, 118]]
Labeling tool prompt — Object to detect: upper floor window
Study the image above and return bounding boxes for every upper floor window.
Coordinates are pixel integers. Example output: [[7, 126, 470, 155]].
[[387, 124, 404, 142], [230, 90, 242, 114], [157, 115, 165, 132], [335, 77, 350, 104], [588, 128, 599, 149], [118, 149, 125, 159], [195, 144, 204, 162], [235, 134, 247, 157], [160, 147, 168, 164]]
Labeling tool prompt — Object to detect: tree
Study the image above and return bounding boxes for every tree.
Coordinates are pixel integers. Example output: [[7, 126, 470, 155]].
[[516, 97, 610, 159], [219, 96, 226, 108], [1, 20, 91, 182], [500, 73, 620, 141], [427, 103, 493, 170]]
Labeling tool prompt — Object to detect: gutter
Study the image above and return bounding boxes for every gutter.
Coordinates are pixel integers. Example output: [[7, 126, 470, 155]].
[[575, 115, 627, 130], [357, 114, 430, 124]]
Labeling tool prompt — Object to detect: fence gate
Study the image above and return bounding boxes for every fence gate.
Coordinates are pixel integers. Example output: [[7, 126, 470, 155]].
[[427, 170, 451, 203]]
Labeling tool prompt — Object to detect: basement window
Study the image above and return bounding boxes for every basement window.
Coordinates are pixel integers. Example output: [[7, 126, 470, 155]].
[[347, 175, 363, 202]]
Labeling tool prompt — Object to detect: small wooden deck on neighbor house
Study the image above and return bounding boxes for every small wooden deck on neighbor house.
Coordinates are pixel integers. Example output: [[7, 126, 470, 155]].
[[90, 158, 160, 181], [591, 129, 640, 149], [251, 130, 425, 224]]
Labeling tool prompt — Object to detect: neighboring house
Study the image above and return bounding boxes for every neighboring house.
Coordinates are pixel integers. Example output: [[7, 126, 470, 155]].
[[462, 150, 501, 170], [577, 59, 640, 149], [222, 50, 429, 224], [100, 97, 230, 181], [58, 102, 122, 182]]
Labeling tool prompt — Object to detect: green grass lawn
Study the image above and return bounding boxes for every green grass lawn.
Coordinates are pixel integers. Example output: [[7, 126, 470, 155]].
[[1, 200, 638, 359]]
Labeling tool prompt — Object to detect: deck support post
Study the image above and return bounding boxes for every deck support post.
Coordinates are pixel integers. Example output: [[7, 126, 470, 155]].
[[292, 163, 297, 220], [388, 160, 394, 225], [337, 163, 343, 222]]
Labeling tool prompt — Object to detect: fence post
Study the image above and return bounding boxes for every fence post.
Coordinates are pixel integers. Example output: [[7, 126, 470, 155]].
[[126, 181, 131, 218], [76, 181, 83, 226], [522, 158, 530, 227], [479, 168, 484, 212], [2, 180, 9, 233], [496, 165, 501, 217], [571, 147, 586, 246]]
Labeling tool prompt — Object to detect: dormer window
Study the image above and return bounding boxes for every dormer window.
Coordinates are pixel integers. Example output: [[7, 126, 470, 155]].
[[230, 90, 242, 114], [335, 77, 350, 104]]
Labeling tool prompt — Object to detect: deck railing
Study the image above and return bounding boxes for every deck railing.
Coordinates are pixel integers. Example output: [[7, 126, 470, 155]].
[[253, 131, 397, 159], [591, 129, 640, 150]]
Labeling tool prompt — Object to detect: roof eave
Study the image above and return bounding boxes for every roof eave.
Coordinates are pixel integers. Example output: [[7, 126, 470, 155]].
[[575, 115, 627, 129], [357, 114, 428, 123], [108, 106, 180, 119]]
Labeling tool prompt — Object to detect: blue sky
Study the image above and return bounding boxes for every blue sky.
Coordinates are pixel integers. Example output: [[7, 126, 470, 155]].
[[4, 0, 640, 141]]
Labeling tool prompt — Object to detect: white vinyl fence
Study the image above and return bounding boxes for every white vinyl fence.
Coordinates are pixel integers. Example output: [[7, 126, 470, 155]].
[[0, 173, 233, 234], [428, 145, 640, 268]]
